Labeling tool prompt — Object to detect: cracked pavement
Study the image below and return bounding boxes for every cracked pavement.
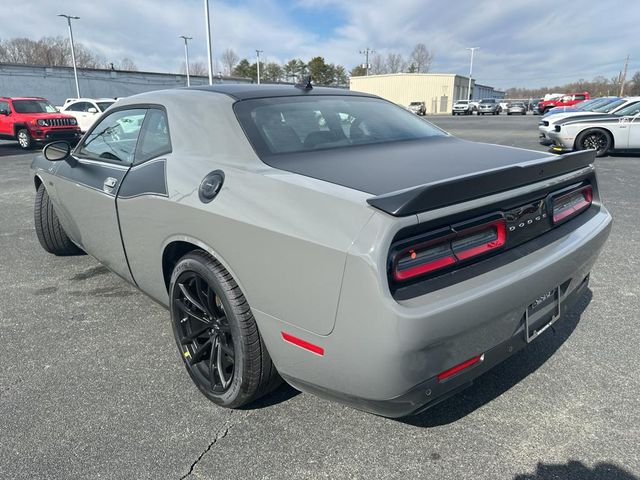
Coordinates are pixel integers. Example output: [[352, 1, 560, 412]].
[[0, 116, 639, 479]]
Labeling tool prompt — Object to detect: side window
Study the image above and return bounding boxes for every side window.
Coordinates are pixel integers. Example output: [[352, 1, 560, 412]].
[[134, 108, 171, 163], [66, 102, 91, 112], [77, 109, 146, 164], [574, 94, 586, 101]]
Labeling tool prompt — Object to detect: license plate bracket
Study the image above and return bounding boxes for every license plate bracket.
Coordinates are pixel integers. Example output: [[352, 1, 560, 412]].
[[525, 286, 561, 343]]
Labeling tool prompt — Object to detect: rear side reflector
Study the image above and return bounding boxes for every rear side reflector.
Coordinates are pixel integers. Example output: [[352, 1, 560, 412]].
[[281, 332, 324, 356], [437, 354, 484, 381], [551, 185, 593, 224]]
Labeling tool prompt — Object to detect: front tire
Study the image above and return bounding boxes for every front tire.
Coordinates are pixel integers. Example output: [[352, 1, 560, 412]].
[[17, 129, 33, 150], [34, 184, 84, 256], [576, 129, 612, 157], [170, 250, 280, 409]]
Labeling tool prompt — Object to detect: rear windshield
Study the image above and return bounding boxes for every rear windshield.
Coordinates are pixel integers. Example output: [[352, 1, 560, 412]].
[[234, 95, 445, 156], [13, 100, 57, 113]]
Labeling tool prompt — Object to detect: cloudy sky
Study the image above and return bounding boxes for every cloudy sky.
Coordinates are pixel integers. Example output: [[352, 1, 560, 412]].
[[4, 0, 639, 89]]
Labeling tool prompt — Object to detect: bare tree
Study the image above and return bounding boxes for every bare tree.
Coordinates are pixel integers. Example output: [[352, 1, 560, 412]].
[[118, 57, 138, 71], [220, 48, 239, 76], [180, 60, 208, 76], [386, 53, 406, 73], [0, 36, 107, 68], [410, 43, 433, 73], [370, 53, 387, 75]]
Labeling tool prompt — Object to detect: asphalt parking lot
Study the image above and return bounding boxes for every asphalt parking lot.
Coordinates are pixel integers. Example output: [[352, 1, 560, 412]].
[[1, 115, 639, 479]]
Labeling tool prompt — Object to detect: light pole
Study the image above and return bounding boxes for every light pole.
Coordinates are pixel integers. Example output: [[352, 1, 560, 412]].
[[203, 0, 214, 85], [179, 35, 193, 86], [255, 49, 263, 84], [466, 47, 479, 102], [58, 14, 81, 98], [359, 48, 374, 76]]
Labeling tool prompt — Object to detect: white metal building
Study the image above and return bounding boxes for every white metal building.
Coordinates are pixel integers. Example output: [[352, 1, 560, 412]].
[[350, 73, 503, 114]]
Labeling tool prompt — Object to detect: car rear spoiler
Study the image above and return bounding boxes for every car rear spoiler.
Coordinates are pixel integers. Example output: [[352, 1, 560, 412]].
[[366, 149, 596, 217]]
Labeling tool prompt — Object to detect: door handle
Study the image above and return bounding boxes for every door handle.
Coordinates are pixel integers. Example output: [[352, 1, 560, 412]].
[[103, 177, 118, 191]]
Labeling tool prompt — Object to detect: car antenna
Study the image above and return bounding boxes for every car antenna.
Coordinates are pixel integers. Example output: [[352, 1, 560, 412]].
[[295, 75, 313, 91]]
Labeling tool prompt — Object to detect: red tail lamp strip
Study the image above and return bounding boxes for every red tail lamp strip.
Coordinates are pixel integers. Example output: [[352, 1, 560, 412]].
[[393, 255, 456, 281], [437, 354, 484, 381], [454, 219, 507, 261], [552, 185, 593, 224], [281, 332, 325, 356]]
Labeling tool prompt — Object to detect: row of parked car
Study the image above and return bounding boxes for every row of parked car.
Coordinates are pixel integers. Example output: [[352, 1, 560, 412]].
[[538, 95, 640, 157], [450, 99, 534, 116], [0, 96, 116, 149]]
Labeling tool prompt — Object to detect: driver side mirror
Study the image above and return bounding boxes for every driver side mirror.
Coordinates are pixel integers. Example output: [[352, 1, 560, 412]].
[[87, 107, 98, 114], [43, 141, 72, 162], [0, 109, 9, 116]]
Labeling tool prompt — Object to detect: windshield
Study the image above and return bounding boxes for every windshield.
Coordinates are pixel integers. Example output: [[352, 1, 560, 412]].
[[456, 100, 469, 104], [593, 99, 626, 113], [12, 100, 57, 114], [613, 101, 640, 116], [573, 98, 599, 110], [409, 102, 422, 106], [234, 95, 446, 156], [480, 99, 494, 104], [97, 101, 115, 112]]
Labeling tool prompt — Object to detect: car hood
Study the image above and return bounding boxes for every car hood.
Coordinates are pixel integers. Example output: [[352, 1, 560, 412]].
[[262, 136, 553, 196]]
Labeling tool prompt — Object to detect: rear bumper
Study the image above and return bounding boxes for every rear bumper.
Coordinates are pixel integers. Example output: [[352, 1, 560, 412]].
[[284, 275, 591, 418], [260, 205, 612, 417]]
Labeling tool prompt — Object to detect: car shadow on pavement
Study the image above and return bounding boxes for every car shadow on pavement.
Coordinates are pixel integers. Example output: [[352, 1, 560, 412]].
[[402, 288, 593, 428], [242, 382, 301, 410], [513, 460, 638, 480]]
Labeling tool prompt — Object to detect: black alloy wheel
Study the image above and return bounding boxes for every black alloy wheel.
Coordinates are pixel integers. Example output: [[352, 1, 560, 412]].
[[172, 270, 236, 394], [576, 129, 612, 157]]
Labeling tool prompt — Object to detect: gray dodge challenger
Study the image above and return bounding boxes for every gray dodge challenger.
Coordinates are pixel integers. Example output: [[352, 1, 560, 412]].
[[31, 84, 612, 417]]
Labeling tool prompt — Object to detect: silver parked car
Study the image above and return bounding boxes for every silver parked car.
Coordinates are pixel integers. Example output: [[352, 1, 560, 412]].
[[31, 84, 611, 417], [507, 102, 527, 115], [478, 98, 501, 115]]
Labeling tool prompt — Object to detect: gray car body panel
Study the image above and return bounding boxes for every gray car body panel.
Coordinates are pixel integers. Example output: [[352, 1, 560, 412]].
[[31, 86, 612, 416]]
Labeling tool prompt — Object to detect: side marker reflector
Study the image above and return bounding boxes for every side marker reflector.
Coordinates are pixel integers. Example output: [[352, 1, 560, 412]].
[[437, 354, 484, 381], [281, 332, 325, 356]]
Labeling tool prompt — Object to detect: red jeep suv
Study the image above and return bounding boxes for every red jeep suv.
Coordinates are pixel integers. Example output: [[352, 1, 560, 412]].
[[0, 97, 82, 150]]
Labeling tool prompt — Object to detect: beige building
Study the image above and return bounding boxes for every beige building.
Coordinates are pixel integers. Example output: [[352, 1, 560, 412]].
[[350, 73, 475, 114]]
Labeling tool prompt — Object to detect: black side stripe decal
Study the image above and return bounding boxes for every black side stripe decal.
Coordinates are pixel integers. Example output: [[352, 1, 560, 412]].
[[118, 159, 168, 199]]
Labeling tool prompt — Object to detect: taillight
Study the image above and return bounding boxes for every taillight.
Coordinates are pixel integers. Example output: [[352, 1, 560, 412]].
[[392, 217, 506, 282], [551, 185, 593, 224]]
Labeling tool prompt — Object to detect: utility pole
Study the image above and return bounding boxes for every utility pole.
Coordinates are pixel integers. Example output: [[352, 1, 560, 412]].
[[58, 14, 81, 98], [359, 48, 374, 76], [466, 47, 479, 102], [255, 49, 263, 84], [203, 0, 214, 85], [619, 54, 630, 97], [179, 35, 193, 86]]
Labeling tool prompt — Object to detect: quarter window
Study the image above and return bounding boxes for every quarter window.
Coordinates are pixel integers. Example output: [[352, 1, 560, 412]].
[[135, 108, 172, 163], [77, 109, 146, 164]]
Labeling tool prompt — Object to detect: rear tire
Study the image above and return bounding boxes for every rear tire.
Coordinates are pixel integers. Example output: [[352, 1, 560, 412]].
[[34, 184, 84, 256], [17, 129, 33, 150], [170, 250, 281, 409]]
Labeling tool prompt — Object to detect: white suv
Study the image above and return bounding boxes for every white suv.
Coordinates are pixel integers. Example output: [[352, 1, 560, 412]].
[[60, 98, 117, 132], [452, 100, 474, 115]]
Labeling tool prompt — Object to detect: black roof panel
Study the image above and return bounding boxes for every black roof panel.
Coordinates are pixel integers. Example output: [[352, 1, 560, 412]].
[[189, 83, 376, 100]]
